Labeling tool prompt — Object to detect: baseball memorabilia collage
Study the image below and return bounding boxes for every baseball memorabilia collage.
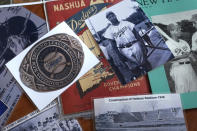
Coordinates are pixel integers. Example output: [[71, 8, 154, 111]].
[[1, 0, 197, 131], [45, 0, 151, 118]]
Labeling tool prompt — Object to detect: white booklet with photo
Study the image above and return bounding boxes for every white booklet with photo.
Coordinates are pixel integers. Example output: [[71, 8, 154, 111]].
[[149, 8, 197, 110], [85, 0, 174, 85], [6, 21, 100, 110], [93, 94, 187, 131]]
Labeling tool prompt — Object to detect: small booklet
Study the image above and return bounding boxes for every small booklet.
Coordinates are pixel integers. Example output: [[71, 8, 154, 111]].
[[6, 22, 99, 110], [93, 94, 187, 131], [85, 0, 173, 85], [147, 0, 197, 110], [3, 101, 83, 131]]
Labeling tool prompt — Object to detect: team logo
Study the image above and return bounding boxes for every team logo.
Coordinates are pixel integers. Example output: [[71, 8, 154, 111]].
[[19, 33, 84, 92]]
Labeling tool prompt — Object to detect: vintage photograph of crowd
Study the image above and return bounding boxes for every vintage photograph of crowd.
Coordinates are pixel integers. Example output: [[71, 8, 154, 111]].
[[152, 9, 197, 93], [85, 0, 173, 84], [94, 94, 186, 131], [5, 103, 82, 131]]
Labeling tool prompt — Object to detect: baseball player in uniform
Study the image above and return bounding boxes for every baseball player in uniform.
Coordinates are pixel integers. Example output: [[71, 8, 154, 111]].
[[166, 23, 190, 56], [170, 55, 197, 93], [165, 23, 197, 93], [100, 39, 136, 83], [103, 11, 150, 75]]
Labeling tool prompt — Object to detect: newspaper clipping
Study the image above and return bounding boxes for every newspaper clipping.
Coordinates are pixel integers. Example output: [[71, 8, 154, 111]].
[[3, 101, 83, 131]]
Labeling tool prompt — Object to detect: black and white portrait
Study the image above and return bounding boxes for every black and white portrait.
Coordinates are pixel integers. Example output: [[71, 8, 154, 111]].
[[0, 6, 47, 75], [94, 94, 186, 131], [86, 0, 173, 84], [152, 9, 197, 93]]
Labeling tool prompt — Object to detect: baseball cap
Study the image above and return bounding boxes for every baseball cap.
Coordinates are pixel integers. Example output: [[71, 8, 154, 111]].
[[167, 23, 176, 31], [191, 14, 197, 22], [106, 11, 115, 18]]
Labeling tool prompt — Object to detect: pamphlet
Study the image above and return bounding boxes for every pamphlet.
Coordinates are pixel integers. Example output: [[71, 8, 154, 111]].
[[146, 0, 197, 109]]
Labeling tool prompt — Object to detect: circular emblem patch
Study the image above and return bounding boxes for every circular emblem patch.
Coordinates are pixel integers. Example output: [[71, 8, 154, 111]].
[[19, 33, 84, 92]]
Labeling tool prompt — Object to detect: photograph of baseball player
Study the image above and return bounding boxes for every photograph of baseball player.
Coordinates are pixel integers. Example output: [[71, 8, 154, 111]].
[[86, 0, 173, 84], [164, 54, 197, 93], [152, 9, 197, 93], [0, 6, 47, 78]]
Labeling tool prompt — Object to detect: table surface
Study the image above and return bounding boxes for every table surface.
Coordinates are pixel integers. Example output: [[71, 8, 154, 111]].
[[4, 3, 197, 131]]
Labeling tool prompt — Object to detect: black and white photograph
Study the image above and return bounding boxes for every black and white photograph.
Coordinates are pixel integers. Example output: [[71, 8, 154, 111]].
[[0, 5, 47, 128], [3, 102, 83, 131], [0, 6, 47, 74], [94, 94, 186, 131], [85, 0, 173, 84], [152, 9, 197, 93]]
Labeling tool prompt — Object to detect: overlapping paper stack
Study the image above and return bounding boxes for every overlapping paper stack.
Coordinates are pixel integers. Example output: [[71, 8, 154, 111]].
[[1, 0, 197, 131]]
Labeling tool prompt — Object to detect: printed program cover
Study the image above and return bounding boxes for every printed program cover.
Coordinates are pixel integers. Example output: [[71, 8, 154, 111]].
[[145, 0, 197, 109], [94, 94, 186, 131], [85, 0, 173, 84], [45, 0, 151, 117], [0, 4, 48, 128]]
